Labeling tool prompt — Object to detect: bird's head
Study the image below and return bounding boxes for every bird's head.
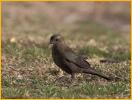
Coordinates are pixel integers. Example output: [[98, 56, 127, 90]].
[[50, 34, 64, 45]]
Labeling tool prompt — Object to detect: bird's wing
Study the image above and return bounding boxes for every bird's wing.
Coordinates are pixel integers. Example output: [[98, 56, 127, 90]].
[[62, 47, 91, 69]]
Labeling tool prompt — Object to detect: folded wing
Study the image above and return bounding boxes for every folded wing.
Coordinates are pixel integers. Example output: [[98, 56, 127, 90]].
[[62, 47, 91, 69]]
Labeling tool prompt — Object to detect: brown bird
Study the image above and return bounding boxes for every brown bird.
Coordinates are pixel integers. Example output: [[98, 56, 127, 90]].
[[50, 34, 112, 81]]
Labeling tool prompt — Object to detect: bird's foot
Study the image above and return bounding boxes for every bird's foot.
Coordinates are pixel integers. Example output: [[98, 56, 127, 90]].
[[54, 76, 65, 83]]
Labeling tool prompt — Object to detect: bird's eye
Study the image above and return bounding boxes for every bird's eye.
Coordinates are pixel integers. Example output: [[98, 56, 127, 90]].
[[55, 38, 58, 41]]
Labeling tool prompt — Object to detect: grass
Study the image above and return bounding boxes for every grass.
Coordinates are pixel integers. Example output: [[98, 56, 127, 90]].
[[2, 3, 130, 99], [79, 46, 130, 61], [2, 24, 130, 98]]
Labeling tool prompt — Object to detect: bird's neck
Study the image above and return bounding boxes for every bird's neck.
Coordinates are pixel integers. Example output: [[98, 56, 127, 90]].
[[53, 42, 67, 53]]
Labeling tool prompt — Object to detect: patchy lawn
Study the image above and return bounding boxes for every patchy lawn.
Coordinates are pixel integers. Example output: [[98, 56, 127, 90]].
[[2, 2, 130, 99]]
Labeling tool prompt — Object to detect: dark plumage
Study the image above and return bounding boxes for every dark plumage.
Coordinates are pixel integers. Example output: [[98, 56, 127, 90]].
[[50, 34, 112, 81]]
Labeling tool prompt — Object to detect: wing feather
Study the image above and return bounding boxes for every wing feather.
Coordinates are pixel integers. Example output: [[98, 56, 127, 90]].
[[61, 47, 90, 69]]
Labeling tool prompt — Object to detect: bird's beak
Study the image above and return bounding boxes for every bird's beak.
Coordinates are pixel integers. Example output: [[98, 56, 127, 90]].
[[48, 41, 52, 48], [49, 40, 53, 45]]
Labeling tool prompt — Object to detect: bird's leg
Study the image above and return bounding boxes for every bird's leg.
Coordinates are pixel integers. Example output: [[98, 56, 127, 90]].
[[70, 73, 75, 82], [70, 73, 78, 85], [71, 73, 75, 79]]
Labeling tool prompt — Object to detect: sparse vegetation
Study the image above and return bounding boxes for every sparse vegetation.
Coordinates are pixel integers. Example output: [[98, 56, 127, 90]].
[[2, 2, 130, 99]]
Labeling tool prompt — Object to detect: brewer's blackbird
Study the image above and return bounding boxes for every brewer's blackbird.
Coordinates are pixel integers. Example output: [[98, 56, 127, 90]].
[[50, 34, 112, 81]]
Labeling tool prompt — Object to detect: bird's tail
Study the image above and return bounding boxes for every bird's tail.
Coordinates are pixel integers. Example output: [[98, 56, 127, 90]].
[[83, 68, 112, 81]]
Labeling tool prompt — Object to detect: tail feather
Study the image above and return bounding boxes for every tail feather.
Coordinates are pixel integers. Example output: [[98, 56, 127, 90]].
[[83, 68, 112, 81]]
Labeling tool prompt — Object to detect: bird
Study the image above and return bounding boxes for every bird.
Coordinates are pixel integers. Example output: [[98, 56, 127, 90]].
[[49, 34, 112, 81]]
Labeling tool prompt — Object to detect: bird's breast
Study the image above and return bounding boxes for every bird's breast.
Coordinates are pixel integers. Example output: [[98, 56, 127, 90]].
[[52, 46, 72, 74], [52, 46, 64, 67]]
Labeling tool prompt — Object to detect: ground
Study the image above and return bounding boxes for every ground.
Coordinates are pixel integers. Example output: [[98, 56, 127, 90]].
[[2, 3, 130, 99]]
